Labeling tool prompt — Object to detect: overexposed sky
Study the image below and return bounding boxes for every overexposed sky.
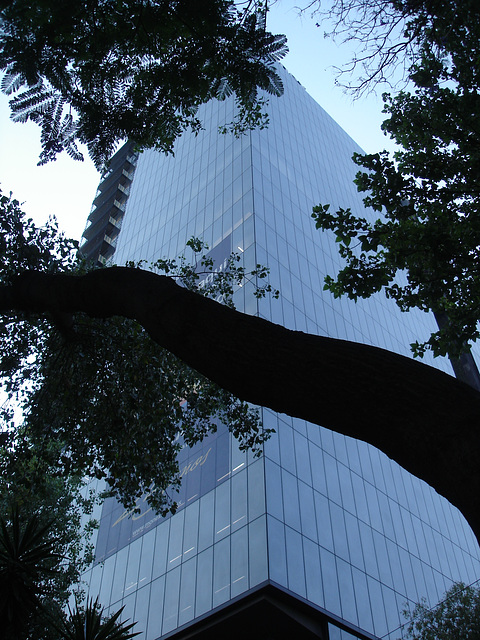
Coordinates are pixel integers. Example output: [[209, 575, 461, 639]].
[[0, 1, 395, 241]]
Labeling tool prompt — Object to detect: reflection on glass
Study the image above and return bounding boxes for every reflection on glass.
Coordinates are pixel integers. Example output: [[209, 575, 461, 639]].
[[178, 557, 196, 626], [83, 64, 480, 640], [231, 527, 248, 597], [109, 546, 128, 605], [285, 526, 306, 597], [146, 576, 165, 640], [213, 537, 230, 607], [133, 584, 150, 638], [249, 516, 268, 587], [162, 567, 181, 635]]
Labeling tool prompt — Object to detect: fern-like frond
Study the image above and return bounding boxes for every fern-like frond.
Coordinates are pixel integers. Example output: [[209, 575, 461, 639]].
[[213, 77, 234, 101], [65, 142, 84, 162], [61, 113, 84, 162], [60, 112, 76, 137], [0, 69, 26, 95], [263, 67, 284, 96], [252, 7, 267, 33], [262, 34, 289, 63], [9, 84, 57, 122], [51, 96, 66, 139], [0, 0, 288, 165]]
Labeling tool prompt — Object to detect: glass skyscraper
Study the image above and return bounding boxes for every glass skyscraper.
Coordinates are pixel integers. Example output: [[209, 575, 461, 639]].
[[80, 65, 480, 640]]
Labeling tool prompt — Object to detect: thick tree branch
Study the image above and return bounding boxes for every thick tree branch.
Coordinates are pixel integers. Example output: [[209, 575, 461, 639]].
[[2, 267, 480, 544]]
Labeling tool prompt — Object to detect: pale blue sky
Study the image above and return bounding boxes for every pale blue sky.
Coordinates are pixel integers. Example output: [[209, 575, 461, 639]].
[[0, 1, 396, 240]]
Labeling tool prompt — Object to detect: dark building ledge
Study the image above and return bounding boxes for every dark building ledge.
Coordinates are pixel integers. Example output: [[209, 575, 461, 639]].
[[162, 582, 381, 640]]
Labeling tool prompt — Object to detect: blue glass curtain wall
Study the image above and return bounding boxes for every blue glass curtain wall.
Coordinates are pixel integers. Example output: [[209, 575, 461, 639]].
[[83, 65, 480, 640]]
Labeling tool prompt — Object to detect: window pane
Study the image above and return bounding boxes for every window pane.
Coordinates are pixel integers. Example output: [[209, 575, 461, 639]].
[[146, 576, 165, 640], [231, 526, 248, 597], [196, 547, 213, 616], [162, 567, 181, 635], [178, 557, 196, 626], [213, 537, 230, 607]]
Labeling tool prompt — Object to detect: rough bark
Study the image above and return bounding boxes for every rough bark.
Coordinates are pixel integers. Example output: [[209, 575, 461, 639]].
[[2, 267, 480, 545]]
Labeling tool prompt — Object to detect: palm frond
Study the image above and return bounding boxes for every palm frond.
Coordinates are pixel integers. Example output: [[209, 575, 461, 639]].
[[64, 598, 139, 640], [0, 507, 60, 636]]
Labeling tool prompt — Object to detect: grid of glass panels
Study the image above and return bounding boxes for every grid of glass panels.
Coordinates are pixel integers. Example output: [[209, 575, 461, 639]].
[[83, 441, 267, 640], [84, 65, 480, 640]]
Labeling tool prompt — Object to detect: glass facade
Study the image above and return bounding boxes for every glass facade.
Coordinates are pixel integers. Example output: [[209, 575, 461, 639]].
[[81, 65, 480, 639]]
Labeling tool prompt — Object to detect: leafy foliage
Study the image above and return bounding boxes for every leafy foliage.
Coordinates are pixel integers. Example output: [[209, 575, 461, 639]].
[[151, 236, 279, 308], [0, 0, 287, 168], [0, 268, 130, 639], [0, 431, 99, 639], [402, 582, 480, 640], [312, 0, 480, 359], [0, 194, 276, 516], [0, 189, 79, 407]]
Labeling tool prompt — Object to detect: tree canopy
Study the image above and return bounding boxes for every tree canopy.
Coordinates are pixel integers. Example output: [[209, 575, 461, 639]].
[[311, 0, 480, 365], [0, 348, 99, 638], [0, 192, 276, 515], [0, 0, 287, 167], [1, 0, 480, 592], [0, 190, 278, 632], [402, 582, 480, 640], [1, 210, 480, 544]]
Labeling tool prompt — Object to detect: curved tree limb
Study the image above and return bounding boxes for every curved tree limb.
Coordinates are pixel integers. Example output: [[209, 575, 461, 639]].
[[2, 266, 480, 545]]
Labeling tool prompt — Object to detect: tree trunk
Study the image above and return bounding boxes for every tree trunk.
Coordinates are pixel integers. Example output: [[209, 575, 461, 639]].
[[434, 310, 480, 391], [2, 267, 480, 545]]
